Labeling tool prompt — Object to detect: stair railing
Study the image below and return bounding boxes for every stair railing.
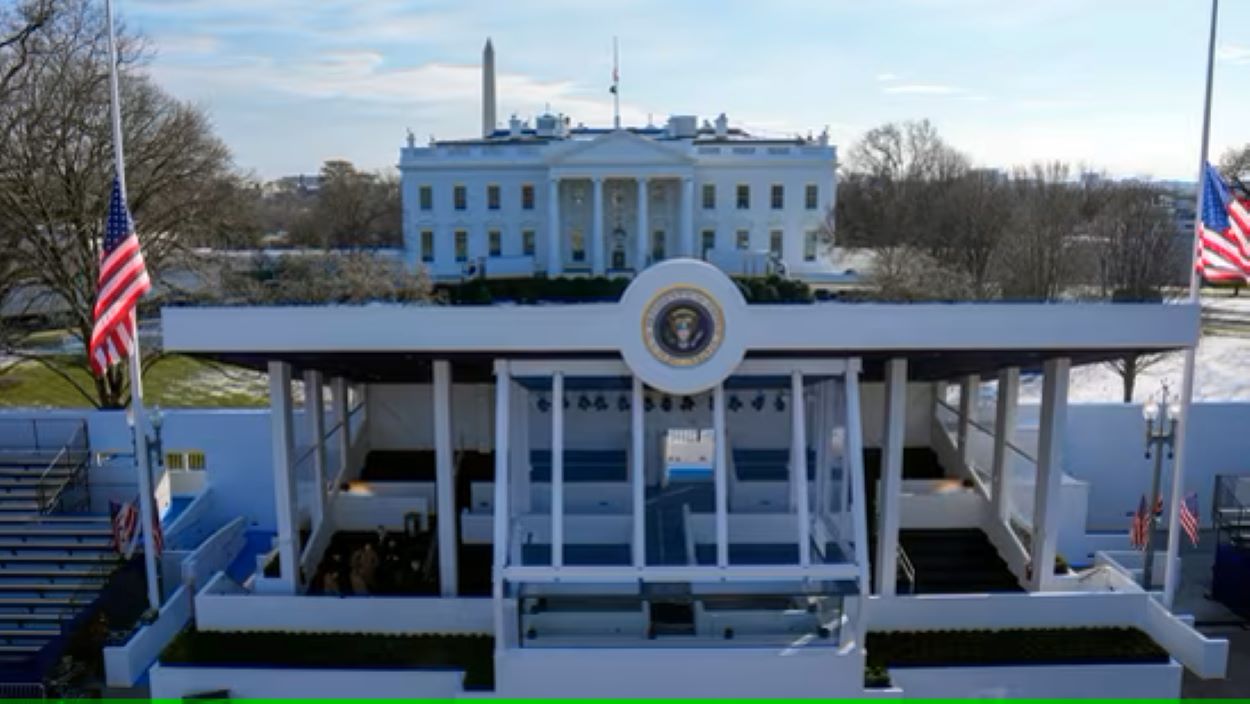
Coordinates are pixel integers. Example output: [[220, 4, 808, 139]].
[[896, 544, 917, 594], [36, 423, 90, 515]]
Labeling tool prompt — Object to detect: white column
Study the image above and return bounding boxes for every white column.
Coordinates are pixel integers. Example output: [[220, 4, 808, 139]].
[[791, 371, 811, 566], [680, 176, 695, 258], [635, 177, 649, 270], [591, 177, 605, 275], [433, 361, 458, 597], [302, 370, 326, 528], [991, 368, 1020, 524], [844, 363, 871, 645], [491, 361, 510, 653], [330, 377, 350, 489], [551, 372, 565, 567], [546, 178, 561, 276], [713, 383, 729, 568], [268, 361, 299, 593], [874, 358, 907, 595], [957, 374, 978, 465], [1030, 357, 1070, 591], [631, 376, 645, 568]]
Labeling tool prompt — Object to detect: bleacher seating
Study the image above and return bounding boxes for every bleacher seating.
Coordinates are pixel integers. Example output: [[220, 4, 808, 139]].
[[732, 448, 822, 482], [529, 450, 627, 483]]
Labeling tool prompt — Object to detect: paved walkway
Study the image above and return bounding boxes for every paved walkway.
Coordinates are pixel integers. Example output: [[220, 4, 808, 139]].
[[1176, 530, 1248, 697]]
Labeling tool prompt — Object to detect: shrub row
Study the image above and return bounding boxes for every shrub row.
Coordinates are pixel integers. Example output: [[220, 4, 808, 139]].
[[435, 274, 815, 305]]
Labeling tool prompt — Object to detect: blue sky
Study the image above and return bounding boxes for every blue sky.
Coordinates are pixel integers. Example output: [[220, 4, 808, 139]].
[[124, 0, 1250, 181]]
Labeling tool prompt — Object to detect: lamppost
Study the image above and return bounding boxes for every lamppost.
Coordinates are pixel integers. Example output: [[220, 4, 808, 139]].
[[1141, 387, 1179, 590]]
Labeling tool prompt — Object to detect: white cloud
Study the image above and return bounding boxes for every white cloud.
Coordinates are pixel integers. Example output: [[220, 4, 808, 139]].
[[875, 72, 899, 82], [882, 83, 961, 95], [1217, 44, 1250, 65]]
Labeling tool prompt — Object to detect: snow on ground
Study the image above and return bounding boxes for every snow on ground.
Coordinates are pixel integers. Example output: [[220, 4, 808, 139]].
[[1020, 334, 1250, 404]]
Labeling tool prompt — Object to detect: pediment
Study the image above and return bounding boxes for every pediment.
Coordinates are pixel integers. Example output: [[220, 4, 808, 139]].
[[545, 130, 693, 166]]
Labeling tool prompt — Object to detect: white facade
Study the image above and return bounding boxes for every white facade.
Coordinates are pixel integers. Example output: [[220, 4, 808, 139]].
[[399, 44, 836, 280]]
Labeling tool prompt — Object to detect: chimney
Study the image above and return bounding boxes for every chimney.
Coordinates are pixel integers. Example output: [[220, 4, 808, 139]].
[[482, 39, 497, 138], [714, 113, 728, 139]]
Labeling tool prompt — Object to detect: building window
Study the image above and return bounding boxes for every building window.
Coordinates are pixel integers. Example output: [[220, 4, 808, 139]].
[[770, 230, 783, 257], [455, 230, 468, 261], [736, 229, 750, 251], [701, 230, 715, 259], [488, 229, 502, 257], [419, 185, 433, 211], [805, 184, 818, 210], [736, 184, 750, 210], [453, 185, 467, 211], [652, 230, 666, 262], [455, 230, 469, 261], [487, 185, 500, 210], [771, 184, 784, 210], [702, 184, 715, 210], [521, 184, 535, 210], [420, 230, 434, 262], [522, 229, 536, 256], [571, 228, 585, 262], [804, 230, 819, 261]]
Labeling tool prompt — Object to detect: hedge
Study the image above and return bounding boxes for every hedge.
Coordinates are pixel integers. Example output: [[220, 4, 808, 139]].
[[435, 274, 814, 305], [866, 627, 1168, 669]]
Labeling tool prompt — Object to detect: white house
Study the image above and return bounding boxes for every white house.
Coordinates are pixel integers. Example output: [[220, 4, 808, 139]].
[[399, 41, 837, 281]]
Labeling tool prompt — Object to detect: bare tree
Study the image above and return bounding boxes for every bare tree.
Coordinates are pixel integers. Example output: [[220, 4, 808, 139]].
[[0, 0, 237, 408], [288, 160, 401, 248], [1090, 183, 1179, 401], [1219, 143, 1250, 183], [995, 162, 1083, 301]]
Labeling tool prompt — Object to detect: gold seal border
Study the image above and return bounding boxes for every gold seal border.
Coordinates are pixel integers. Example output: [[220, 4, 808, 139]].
[[641, 284, 726, 368]]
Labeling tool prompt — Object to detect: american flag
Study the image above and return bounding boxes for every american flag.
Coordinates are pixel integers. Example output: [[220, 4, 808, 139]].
[[1180, 491, 1201, 547], [1196, 162, 1250, 284], [110, 499, 138, 557], [89, 178, 151, 376], [1129, 494, 1150, 550], [150, 506, 164, 556]]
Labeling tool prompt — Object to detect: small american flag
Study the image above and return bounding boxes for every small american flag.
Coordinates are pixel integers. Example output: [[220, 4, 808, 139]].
[[110, 499, 138, 557], [1129, 494, 1149, 550], [89, 178, 151, 376], [151, 507, 164, 556], [1180, 491, 1201, 547], [1196, 162, 1250, 284]]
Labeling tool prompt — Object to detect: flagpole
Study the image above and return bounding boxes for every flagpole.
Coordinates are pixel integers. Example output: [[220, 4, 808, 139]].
[[1163, 0, 1219, 609], [612, 37, 620, 130], [105, 0, 161, 613]]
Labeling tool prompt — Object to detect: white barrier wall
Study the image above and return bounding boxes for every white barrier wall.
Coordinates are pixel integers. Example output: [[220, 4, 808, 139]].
[[149, 664, 465, 699], [103, 585, 193, 687], [495, 647, 866, 698], [889, 662, 1182, 698], [1062, 403, 1250, 530]]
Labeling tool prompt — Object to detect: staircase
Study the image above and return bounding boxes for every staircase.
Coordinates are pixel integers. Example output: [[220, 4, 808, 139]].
[[898, 528, 1023, 594], [0, 419, 127, 683]]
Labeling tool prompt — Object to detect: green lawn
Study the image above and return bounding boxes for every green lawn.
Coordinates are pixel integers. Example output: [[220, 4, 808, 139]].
[[0, 354, 269, 408]]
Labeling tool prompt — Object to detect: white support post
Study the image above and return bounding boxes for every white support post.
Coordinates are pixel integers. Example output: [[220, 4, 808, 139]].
[[958, 374, 978, 464], [631, 376, 645, 568], [844, 363, 871, 644], [302, 370, 326, 528], [591, 177, 605, 275], [713, 383, 729, 568], [874, 358, 907, 595], [680, 176, 695, 258], [791, 372, 811, 566], [547, 178, 561, 276], [433, 361, 458, 597], [1031, 357, 1070, 591], [635, 177, 649, 269], [492, 361, 511, 652], [991, 367, 1020, 524], [551, 372, 565, 568], [331, 377, 350, 486], [268, 361, 299, 593]]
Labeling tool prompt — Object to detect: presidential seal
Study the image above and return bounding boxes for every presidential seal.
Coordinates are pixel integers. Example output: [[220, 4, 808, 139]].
[[642, 285, 725, 367]]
